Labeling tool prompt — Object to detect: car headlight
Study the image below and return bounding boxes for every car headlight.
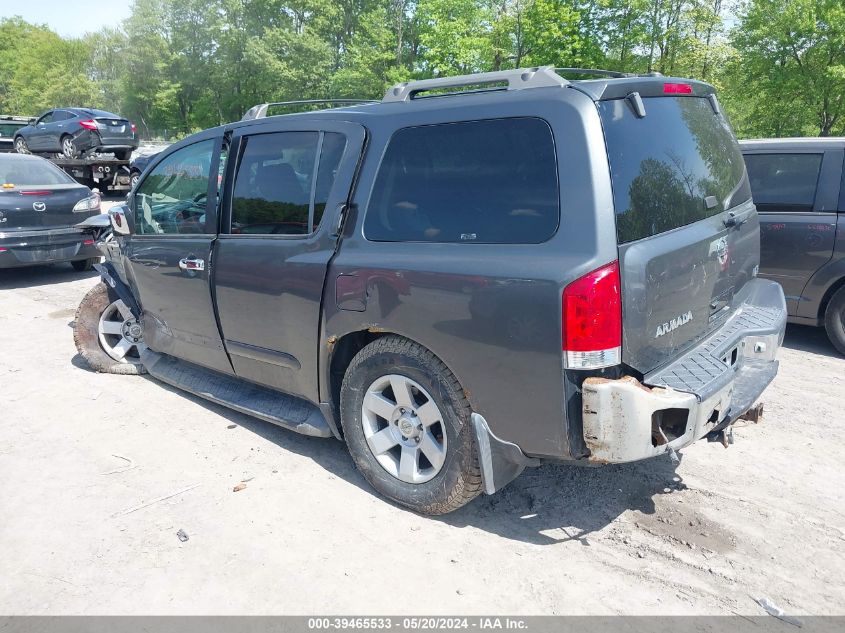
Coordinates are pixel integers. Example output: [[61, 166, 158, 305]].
[[73, 193, 101, 213]]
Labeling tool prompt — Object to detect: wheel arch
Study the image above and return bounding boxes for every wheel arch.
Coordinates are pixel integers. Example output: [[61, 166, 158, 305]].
[[324, 328, 472, 438], [818, 275, 845, 322]]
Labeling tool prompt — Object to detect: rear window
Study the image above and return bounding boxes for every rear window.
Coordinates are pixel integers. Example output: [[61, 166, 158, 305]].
[[744, 153, 822, 210], [364, 118, 559, 244], [0, 156, 75, 186], [599, 96, 750, 244]]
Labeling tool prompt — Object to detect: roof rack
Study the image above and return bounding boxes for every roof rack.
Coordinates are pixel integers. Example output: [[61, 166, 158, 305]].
[[383, 66, 568, 103], [242, 99, 377, 121]]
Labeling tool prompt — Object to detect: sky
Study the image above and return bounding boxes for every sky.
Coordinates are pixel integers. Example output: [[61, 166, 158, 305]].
[[2, 0, 132, 38]]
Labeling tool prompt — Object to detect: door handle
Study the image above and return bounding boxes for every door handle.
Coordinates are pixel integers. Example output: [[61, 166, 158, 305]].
[[178, 256, 205, 272]]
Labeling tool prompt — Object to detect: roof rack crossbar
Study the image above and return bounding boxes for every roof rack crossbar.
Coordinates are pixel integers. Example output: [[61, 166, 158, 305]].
[[382, 66, 568, 103], [242, 99, 377, 120]]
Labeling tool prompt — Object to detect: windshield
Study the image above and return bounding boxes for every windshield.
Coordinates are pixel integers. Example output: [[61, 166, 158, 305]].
[[0, 156, 76, 186], [599, 96, 750, 244]]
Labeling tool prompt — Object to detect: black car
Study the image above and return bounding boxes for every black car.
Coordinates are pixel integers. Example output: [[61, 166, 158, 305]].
[[14, 108, 138, 160], [0, 153, 102, 270], [129, 152, 159, 188], [74, 67, 785, 514], [740, 138, 845, 354], [0, 115, 31, 153]]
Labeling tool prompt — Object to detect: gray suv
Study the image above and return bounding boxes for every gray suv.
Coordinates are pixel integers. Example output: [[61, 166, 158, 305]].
[[74, 67, 786, 514], [740, 138, 845, 354]]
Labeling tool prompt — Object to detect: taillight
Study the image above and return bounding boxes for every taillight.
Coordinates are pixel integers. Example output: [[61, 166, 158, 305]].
[[131, 123, 137, 133], [562, 261, 622, 370], [19, 190, 51, 196], [83, 239, 94, 246], [663, 83, 692, 94], [79, 119, 98, 130]]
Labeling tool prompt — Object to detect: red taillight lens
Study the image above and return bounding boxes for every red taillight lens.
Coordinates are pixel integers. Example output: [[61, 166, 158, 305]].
[[19, 190, 51, 196], [79, 119, 97, 130], [663, 83, 692, 94], [83, 239, 95, 246], [562, 261, 622, 369], [131, 123, 137, 133]]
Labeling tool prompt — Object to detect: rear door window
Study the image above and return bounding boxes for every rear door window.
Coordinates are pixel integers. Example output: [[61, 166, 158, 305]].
[[599, 96, 750, 243], [364, 118, 559, 244], [744, 153, 822, 211]]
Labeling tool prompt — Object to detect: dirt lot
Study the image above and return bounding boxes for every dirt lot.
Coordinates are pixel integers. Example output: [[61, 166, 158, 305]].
[[1, 253, 844, 615]]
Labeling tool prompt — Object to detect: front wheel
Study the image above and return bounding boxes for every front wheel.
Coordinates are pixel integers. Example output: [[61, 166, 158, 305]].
[[340, 335, 482, 514], [73, 282, 147, 375], [14, 136, 29, 154], [824, 286, 845, 356]]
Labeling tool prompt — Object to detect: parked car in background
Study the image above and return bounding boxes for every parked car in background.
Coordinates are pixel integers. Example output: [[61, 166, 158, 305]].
[[0, 153, 102, 270], [0, 115, 31, 153], [74, 67, 786, 514], [740, 138, 845, 354], [129, 151, 159, 188], [13, 108, 138, 160]]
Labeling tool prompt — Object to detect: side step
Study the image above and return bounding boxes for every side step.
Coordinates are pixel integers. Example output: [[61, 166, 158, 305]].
[[140, 349, 333, 438]]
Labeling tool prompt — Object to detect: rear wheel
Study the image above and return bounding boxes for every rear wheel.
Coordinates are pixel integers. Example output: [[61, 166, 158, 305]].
[[71, 258, 98, 272], [340, 335, 482, 514], [61, 135, 78, 158], [114, 149, 132, 161], [73, 282, 146, 375], [824, 285, 845, 356], [14, 136, 29, 154]]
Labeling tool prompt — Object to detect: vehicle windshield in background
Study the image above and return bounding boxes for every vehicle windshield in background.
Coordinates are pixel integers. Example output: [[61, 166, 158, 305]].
[[0, 155, 76, 186], [599, 96, 750, 244]]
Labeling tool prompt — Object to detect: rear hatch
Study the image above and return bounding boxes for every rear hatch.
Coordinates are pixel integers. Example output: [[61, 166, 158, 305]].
[[598, 89, 756, 375], [94, 116, 134, 145], [0, 184, 94, 229]]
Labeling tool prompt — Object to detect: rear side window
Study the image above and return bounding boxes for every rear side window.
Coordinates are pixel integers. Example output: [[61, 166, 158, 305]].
[[364, 118, 559, 244], [744, 153, 822, 211], [599, 96, 750, 243]]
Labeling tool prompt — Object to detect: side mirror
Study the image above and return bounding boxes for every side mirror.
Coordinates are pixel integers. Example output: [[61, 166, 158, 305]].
[[109, 204, 131, 236], [28, 118, 36, 125]]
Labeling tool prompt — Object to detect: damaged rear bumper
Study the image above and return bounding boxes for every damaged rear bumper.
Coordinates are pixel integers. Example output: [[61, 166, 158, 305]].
[[581, 279, 786, 463]]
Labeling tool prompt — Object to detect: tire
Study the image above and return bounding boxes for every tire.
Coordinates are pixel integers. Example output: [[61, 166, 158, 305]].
[[71, 258, 97, 272], [130, 170, 141, 188], [340, 335, 482, 514], [73, 282, 147, 375], [14, 136, 29, 154], [114, 149, 132, 161], [61, 135, 79, 158], [824, 285, 845, 356]]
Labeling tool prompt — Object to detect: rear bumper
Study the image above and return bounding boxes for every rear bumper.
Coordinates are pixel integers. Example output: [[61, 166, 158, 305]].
[[0, 228, 100, 268], [581, 278, 786, 463]]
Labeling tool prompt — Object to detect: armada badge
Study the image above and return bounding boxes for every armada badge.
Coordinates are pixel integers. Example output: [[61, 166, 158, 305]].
[[655, 311, 693, 338]]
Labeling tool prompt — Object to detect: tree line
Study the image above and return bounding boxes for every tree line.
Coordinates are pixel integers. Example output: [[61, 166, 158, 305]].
[[0, 0, 843, 139]]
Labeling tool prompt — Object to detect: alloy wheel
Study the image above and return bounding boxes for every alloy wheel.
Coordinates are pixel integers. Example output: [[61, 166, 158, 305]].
[[97, 299, 146, 364], [361, 374, 447, 484]]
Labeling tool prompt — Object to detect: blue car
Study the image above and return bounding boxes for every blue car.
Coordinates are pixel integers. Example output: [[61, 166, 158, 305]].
[[13, 107, 138, 160]]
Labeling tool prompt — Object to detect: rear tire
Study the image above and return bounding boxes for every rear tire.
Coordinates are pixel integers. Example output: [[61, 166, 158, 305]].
[[114, 149, 132, 161], [71, 258, 97, 272], [14, 136, 29, 154], [340, 335, 482, 515], [824, 285, 845, 356], [61, 135, 78, 158], [73, 282, 146, 375]]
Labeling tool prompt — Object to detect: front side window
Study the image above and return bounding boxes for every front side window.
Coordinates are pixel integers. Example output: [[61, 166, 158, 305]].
[[134, 139, 214, 235], [364, 118, 559, 244], [37, 112, 54, 125], [230, 131, 347, 235], [744, 153, 823, 211]]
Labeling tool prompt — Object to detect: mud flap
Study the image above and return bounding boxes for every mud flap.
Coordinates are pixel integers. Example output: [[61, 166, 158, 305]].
[[471, 413, 540, 495]]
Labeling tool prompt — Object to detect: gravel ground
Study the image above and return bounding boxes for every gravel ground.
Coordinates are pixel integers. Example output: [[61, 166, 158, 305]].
[[1, 248, 843, 615]]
